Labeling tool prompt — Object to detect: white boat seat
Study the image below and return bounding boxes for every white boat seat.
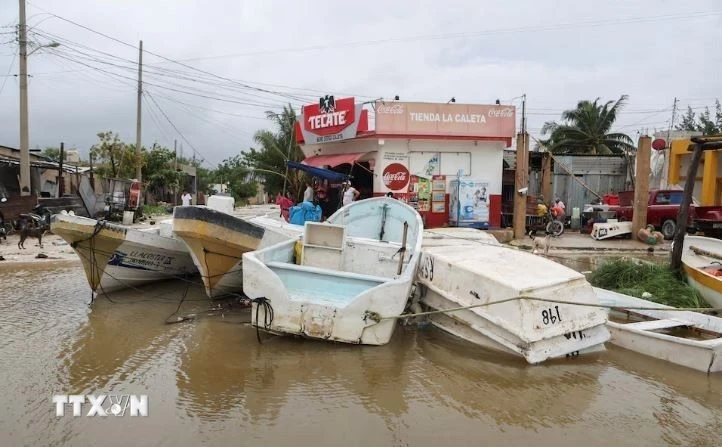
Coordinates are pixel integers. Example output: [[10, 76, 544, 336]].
[[265, 261, 390, 284], [625, 319, 690, 331]]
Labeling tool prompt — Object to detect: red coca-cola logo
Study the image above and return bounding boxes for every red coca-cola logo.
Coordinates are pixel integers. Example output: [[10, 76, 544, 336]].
[[382, 163, 410, 191]]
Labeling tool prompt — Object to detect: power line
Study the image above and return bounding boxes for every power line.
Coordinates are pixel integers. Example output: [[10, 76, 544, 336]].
[[142, 10, 722, 62], [143, 90, 203, 161], [0, 52, 17, 96]]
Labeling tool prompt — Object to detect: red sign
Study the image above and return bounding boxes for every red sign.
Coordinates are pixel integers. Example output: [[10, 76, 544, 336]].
[[303, 96, 356, 137], [383, 163, 410, 191], [652, 138, 667, 150]]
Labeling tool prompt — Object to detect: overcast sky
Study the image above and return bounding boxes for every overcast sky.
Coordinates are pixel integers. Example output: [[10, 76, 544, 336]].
[[0, 0, 720, 167]]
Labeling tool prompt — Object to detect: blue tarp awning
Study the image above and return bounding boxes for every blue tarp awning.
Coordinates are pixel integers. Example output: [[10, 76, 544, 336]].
[[286, 161, 348, 182]]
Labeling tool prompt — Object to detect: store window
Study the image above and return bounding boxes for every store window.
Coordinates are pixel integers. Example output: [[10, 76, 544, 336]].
[[409, 152, 472, 177]]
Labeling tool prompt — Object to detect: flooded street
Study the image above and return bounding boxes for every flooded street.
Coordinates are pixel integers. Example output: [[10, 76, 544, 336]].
[[1, 261, 721, 446]]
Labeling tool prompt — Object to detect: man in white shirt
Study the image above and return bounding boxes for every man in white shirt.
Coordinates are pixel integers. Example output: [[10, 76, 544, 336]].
[[181, 191, 192, 206], [303, 182, 314, 203], [342, 181, 359, 206]]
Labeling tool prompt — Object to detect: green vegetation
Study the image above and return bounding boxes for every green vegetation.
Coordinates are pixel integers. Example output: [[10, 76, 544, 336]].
[[539, 95, 635, 155], [589, 259, 709, 308], [676, 99, 722, 136], [142, 204, 169, 216]]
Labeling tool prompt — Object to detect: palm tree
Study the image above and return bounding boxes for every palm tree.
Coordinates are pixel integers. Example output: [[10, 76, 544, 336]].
[[243, 104, 306, 201], [539, 95, 635, 155]]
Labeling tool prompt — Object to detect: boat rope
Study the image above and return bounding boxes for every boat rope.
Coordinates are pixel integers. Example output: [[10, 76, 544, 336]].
[[372, 294, 722, 322], [251, 297, 274, 344]]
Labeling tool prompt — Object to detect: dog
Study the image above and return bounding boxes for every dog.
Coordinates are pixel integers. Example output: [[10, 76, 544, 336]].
[[18, 224, 47, 249], [528, 229, 551, 256]]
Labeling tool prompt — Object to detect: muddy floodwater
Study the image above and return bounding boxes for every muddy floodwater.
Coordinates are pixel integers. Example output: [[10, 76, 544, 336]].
[[1, 261, 721, 446]]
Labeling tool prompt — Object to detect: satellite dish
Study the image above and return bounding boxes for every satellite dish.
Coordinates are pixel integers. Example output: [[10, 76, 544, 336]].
[[652, 138, 667, 150]]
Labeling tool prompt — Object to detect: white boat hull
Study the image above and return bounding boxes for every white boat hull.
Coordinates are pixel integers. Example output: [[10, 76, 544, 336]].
[[244, 198, 424, 345], [416, 243, 610, 364], [596, 287, 722, 373], [51, 214, 197, 293]]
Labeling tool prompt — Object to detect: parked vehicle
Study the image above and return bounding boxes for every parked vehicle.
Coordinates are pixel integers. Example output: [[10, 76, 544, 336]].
[[609, 189, 722, 239]]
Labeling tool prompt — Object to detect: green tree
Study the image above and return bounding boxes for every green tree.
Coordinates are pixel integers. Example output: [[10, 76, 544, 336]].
[[539, 95, 635, 155], [40, 146, 62, 162], [675, 100, 722, 135], [142, 146, 181, 201], [243, 104, 306, 201], [213, 154, 257, 203], [90, 131, 140, 178]]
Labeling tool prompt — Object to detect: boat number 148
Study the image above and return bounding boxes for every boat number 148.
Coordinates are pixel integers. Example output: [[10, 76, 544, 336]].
[[541, 306, 562, 325]]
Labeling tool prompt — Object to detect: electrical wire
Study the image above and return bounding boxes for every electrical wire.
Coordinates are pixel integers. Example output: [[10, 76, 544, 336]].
[[0, 52, 17, 96]]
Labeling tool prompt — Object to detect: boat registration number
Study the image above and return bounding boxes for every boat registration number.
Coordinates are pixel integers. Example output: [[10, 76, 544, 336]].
[[713, 223, 722, 229], [541, 306, 562, 325]]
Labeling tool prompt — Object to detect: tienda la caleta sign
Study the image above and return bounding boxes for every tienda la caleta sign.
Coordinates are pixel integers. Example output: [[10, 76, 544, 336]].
[[299, 96, 365, 144], [374, 101, 516, 140], [382, 163, 410, 191]]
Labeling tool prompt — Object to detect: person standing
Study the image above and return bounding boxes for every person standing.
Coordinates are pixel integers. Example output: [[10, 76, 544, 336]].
[[181, 191, 192, 206], [303, 182, 314, 203], [342, 181, 360, 206], [553, 198, 566, 222]]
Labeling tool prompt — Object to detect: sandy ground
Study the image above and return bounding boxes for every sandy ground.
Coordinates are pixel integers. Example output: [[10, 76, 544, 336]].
[[0, 213, 175, 264], [509, 231, 673, 254]]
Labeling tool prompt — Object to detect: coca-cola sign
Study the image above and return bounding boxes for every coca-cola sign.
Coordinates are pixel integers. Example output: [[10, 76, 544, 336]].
[[376, 103, 405, 115], [382, 163, 410, 191]]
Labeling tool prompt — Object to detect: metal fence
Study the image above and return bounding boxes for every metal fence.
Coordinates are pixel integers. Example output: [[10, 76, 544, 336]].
[[552, 155, 631, 213]]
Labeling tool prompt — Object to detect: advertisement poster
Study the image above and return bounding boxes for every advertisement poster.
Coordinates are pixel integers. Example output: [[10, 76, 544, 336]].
[[417, 177, 430, 212], [450, 178, 489, 229], [431, 175, 446, 214]]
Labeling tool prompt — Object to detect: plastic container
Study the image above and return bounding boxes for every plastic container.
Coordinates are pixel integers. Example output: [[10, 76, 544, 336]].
[[122, 211, 134, 225]]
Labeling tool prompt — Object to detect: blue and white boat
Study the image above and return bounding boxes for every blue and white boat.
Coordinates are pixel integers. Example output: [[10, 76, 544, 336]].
[[242, 197, 424, 345]]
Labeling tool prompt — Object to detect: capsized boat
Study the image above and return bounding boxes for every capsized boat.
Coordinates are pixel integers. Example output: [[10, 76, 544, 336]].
[[596, 287, 722, 373], [681, 235, 722, 308], [172, 206, 303, 298], [415, 232, 610, 364], [51, 213, 197, 293], [242, 197, 424, 345]]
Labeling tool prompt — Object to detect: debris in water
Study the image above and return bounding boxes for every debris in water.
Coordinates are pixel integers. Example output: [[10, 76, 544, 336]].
[[36, 253, 48, 259]]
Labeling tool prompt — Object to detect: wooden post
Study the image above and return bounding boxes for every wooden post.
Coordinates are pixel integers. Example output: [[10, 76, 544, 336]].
[[632, 136, 652, 236], [513, 132, 529, 239], [541, 152, 552, 203], [670, 142, 704, 272]]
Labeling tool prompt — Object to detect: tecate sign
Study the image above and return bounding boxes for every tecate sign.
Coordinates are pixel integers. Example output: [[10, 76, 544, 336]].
[[382, 163, 410, 191], [303, 96, 356, 137]]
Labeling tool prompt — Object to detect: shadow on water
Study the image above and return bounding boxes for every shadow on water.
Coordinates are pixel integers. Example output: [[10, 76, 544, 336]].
[[175, 314, 416, 425], [57, 282, 197, 394], [413, 327, 604, 428]]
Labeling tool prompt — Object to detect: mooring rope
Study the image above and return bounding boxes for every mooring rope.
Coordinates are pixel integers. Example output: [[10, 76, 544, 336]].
[[373, 294, 722, 322], [251, 297, 274, 344]]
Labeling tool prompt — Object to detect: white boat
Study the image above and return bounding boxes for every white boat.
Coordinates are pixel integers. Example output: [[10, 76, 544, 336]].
[[596, 287, 722, 373], [415, 231, 610, 364], [242, 197, 424, 345], [51, 213, 197, 293], [172, 206, 303, 298], [681, 235, 722, 308]]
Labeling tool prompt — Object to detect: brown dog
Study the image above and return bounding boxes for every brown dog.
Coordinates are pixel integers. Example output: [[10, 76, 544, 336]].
[[18, 225, 47, 249]]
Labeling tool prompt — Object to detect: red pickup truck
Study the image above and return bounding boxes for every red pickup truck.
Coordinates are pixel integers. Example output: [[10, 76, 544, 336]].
[[609, 189, 722, 239]]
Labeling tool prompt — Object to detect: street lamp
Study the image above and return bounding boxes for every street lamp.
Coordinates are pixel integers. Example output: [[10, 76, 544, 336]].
[[18, 34, 61, 195]]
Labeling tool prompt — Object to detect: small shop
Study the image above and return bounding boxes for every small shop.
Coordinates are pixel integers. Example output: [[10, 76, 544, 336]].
[[293, 96, 516, 228]]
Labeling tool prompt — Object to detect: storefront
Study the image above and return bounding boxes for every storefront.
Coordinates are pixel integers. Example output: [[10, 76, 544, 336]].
[[294, 96, 516, 228]]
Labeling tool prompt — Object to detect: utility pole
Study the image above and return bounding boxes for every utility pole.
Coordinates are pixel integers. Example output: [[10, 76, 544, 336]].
[[89, 151, 95, 191], [57, 142, 64, 197], [18, 0, 30, 196], [135, 40, 143, 183], [513, 94, 529, 239], [173, 139, 177, 206], [662, 97, 678, 189], [192, 153, 197, 205]]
